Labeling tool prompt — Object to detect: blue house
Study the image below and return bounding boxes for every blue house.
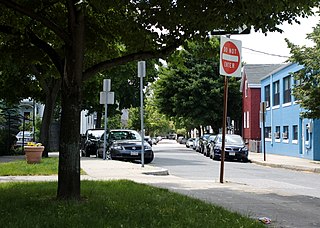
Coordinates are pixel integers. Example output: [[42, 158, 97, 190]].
[[261, 63, 320, 161]]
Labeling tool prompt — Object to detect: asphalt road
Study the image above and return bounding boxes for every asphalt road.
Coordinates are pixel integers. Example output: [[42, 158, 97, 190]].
[[151, 139, 320, 228]]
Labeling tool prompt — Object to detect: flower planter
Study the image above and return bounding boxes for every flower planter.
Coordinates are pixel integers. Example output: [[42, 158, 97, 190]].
[[24, 146, 44, 164]]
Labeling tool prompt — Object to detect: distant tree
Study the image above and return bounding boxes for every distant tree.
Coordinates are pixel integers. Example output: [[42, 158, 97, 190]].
[[286, 23, 320, 118], [82, 60, 159, 128], [153, 38, 242, 133]]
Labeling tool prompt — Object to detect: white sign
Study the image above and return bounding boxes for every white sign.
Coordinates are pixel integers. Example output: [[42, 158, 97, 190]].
[[99, 91, 115, 104], [219, 36, 242, 77], [138, 61, 146, 78]]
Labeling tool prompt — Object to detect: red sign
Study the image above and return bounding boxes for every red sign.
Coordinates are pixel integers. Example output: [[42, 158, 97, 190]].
[[220, 36, 242, 77]]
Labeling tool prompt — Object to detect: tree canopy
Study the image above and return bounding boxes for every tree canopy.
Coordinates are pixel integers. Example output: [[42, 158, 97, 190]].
[[153, 38, 242, 134], [287, 23, 320, 119], [0, 0, 318, 200]]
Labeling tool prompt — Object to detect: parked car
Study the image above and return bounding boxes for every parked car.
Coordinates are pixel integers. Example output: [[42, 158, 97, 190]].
[[15, 131, 33, 147], [203, 135, 216, 157], [151, 137, 158, 145], [209, 134, 249, 162], [179, 138, 187, 144], [198, 134, 212, 154], [144, 136, 153, 147], [193, 137, 200, 151], [186, 138, 195, 148], [97, 129, 154, 164], [177, 136, 184, 143], [81, 129, 105, 157]]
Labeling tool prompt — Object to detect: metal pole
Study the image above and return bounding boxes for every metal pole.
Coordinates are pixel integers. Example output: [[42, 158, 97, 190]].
[[103, 103, 108, 160], [33, 100, 35, 142], [140, 72, 145, 167], [22, 116, 25, 153], [263, 107, 266, 161], [220, 76, 228, 183]]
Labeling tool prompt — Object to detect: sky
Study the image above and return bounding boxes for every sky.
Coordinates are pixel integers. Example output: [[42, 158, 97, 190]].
[[233, 14, 320, 64]]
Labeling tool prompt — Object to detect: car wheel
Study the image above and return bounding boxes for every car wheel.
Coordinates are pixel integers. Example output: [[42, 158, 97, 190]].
[[144, 152, 154, 164], [213, 155, 219, 160], [242, 157, 249, 162]]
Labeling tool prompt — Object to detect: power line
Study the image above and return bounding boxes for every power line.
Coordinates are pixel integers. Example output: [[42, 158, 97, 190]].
[[243, 47, 290, 58]]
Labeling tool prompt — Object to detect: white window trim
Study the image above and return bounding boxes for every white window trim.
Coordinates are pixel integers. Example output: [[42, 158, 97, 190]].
[[272, 105, 280, 110], [246, 111, 250, 129], [292, 140, 298, 144], [282, 102, 291, 107], [275, 139, 281, 143], [282, 139, 289, 144], [265, 138, 272, 142]]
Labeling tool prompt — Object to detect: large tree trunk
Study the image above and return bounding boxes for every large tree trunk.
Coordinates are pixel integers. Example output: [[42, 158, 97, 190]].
[[57, 3, 85, 200], [57, 82, 81, 200], [95, 106, 103, 128], [39, 79, 61, 157]]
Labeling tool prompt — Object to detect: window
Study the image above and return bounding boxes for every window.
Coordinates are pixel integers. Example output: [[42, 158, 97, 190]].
[[246, 111, 249, 128], [283, 126, 289, 139], [283, 76, 291, 103], [273, 81, 280, 106], [275, 126, 280, 139], [293, 125, 298, 140], [264, 85, 270, 107], [293, 79, 301, 101], [265, 127, 271, 138], [243, 112, 249, 128]]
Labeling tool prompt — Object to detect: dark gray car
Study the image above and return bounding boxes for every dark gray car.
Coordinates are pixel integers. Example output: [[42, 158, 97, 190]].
[[209, 134, 249, 162], [97, 129, 154, 164]]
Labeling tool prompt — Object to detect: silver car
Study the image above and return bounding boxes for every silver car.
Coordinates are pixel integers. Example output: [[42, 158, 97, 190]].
[[16, 131, 33, 147]]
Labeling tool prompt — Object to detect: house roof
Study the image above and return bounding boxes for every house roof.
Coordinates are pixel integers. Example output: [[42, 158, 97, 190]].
[[240, 64, 285, 91]]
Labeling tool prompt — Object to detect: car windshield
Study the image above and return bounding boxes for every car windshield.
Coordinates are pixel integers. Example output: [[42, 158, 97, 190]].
[[217, 135, 244, 145], [87, 130, 104, 139], [17, 131, 32, 137], [109, 130, 141, 141]]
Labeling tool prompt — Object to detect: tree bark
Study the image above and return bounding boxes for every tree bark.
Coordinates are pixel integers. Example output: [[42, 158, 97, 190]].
[[39, 79, 61, 157], [95, 106, 102, 128], [57, 83, 81, 200], [57, 2, 84, 200]]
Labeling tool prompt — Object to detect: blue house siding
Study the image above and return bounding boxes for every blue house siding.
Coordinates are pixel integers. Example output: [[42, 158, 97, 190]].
[[313, 119, 320, 160], [261, 63, 320, 161]]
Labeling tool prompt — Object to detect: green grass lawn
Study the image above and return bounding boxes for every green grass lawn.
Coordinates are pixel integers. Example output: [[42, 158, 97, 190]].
[[0, 180, 264, 228], [0, 157, 85, 175]]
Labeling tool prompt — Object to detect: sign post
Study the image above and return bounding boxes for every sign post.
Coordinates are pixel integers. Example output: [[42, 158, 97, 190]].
[[138, 61, 146, 167], [100, 79, 114, 160], [260, 102, 266, 161], [219, 36, 242, 183]]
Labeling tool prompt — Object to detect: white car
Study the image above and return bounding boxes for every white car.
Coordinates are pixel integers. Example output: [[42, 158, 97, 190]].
[[186, 138, 195, 148], [16, 131, 34, 147]]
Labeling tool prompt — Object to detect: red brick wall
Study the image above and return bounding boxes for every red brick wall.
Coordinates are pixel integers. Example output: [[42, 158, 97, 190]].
[[242, 76, 261, 141]]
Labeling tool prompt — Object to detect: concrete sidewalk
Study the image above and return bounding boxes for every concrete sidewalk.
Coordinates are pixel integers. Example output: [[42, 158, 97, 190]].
[[249, 152, 320, 173], [1, 151, 320, 183], [0, 154, 170, 183]]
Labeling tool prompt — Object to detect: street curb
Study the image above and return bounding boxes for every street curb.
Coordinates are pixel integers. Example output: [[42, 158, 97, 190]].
[[142, 168, 169, 176], [251, 160, 320, 173]]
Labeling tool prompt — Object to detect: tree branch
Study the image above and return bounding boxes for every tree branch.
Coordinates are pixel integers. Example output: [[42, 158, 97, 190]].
[[0, 0, 71, 44], [83, 42, 182, 81], [26, 29, 64, 76], [0, 24, 64, 76]]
